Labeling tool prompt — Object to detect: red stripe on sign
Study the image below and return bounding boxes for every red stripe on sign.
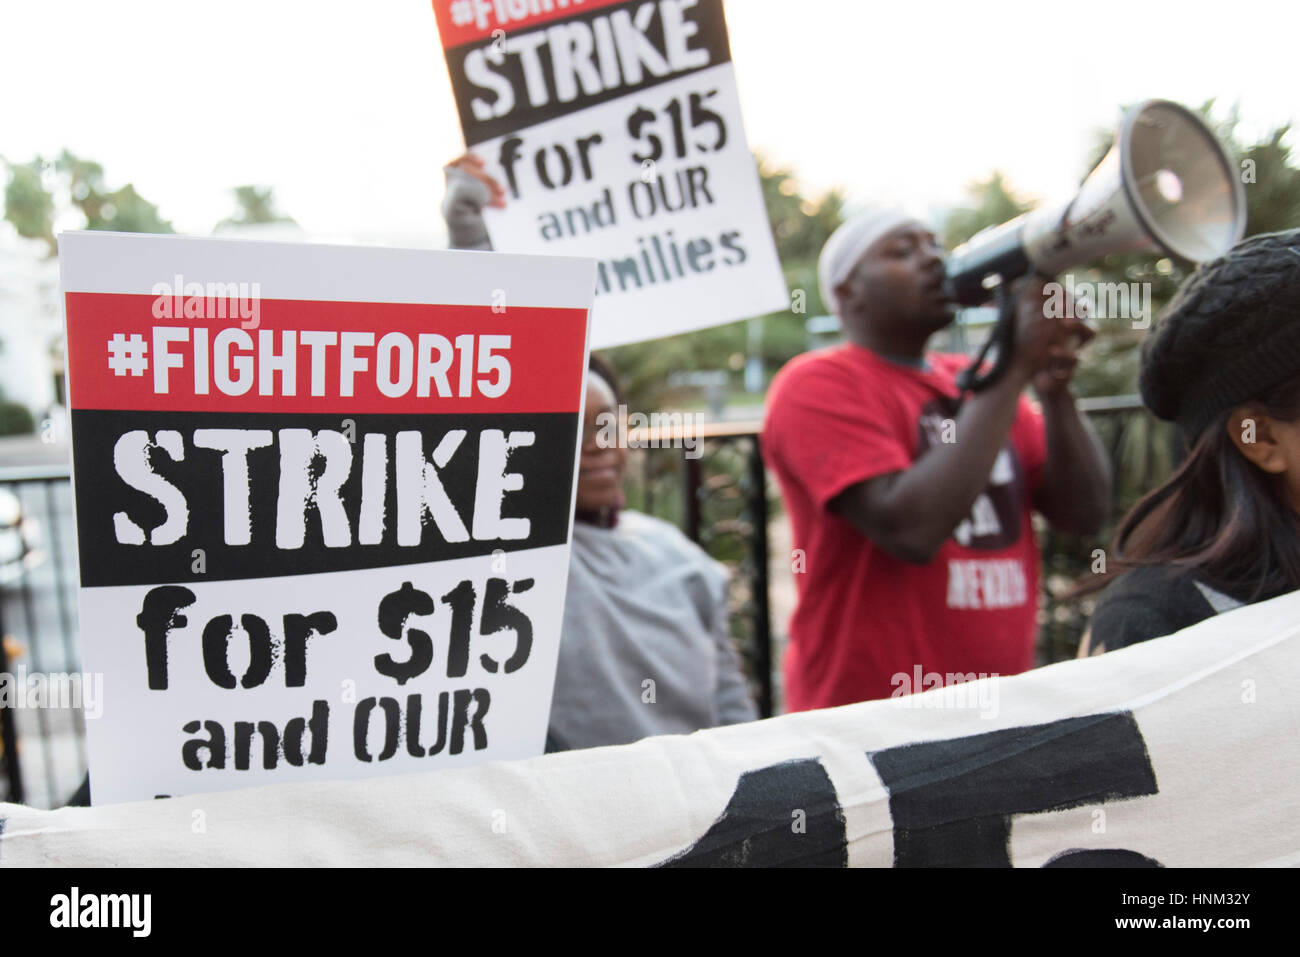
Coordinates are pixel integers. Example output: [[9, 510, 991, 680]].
[[65, 293, 589, 415], [432, 0, 628, 50]]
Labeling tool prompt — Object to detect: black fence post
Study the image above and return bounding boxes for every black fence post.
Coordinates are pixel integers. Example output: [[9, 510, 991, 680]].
[[0, 599, 24, 805], [748, 436, 773, 718], [683, 453, 702, 545]]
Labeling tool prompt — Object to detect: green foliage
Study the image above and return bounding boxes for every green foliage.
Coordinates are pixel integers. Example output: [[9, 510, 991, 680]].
[[943, 171, 1033, 248], [2, 150, 175, 256], [55, 150, 173, 235], [0, 401, 35, 436], [3, 159, 56, 252], [219, 185, 296, 229], [607, 319, 747, 412], [761, 158, 845, 267], [1239, 124, 1300, 234], [758, 154, 844, 339]]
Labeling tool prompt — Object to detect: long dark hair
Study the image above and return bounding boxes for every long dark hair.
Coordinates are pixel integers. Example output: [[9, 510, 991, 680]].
[[1102, 374, 1300, 600]]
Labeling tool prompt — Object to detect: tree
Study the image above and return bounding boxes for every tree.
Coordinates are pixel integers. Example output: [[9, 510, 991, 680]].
[[762, 158, 845, 269], [943, 171, 1032, 249], [758, 153, 845, 357], [2, 150, 174, 255], [218, 185, 296, 229], [56, 150, 173, 235], [2, 158, 56, 252], [1238, 123, 1300, 234]]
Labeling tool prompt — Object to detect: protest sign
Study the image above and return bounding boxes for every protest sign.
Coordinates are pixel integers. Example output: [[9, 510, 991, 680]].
[[58, 231, 594, 805], [432, 0, 788, 348], [5, 586, 1298, 865]]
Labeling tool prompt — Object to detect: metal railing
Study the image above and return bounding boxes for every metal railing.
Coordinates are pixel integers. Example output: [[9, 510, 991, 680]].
[[630, 421, 774, 716], [0, 464, 84, 808]]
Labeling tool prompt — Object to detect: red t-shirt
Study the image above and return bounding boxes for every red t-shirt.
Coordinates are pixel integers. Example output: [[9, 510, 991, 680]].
[[762, 344, 1047, 711]]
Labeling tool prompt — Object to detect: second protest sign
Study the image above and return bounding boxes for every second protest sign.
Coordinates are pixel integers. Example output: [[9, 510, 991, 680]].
[[433, 0, 789, 347]]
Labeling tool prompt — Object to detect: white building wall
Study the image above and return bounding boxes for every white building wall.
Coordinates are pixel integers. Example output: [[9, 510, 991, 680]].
[[0, 221, 62, 418]]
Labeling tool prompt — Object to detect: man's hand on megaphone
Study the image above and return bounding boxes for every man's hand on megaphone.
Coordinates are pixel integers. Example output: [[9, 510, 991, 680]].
[[1008, 276, 1093, 395], [1032, 330, 1095, 396]]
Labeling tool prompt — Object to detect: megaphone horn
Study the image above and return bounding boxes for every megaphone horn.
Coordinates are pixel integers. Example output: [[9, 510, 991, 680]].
[[947, 99, 1247, 392]]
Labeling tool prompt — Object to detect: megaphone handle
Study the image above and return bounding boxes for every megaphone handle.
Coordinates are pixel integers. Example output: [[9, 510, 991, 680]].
[[956, 278, 1017, 394]]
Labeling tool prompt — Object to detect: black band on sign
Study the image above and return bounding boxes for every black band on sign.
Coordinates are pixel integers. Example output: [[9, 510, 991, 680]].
[[446, 0, 733, 145], [71, 409, 577, 587]]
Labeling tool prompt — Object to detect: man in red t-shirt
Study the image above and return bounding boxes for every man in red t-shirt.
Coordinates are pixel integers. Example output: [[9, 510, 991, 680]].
[[763, 210, 1111, 711]]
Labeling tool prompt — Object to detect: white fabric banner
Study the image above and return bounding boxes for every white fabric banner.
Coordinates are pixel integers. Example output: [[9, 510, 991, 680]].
[[4, 588, 1298, 866]]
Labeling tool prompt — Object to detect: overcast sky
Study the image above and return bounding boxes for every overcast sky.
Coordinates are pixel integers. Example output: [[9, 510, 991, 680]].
[[4, 0, 1297, 245]]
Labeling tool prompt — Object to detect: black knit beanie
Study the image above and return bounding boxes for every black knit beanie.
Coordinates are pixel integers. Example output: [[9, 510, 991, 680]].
[[1140, 228, 1300, 439]]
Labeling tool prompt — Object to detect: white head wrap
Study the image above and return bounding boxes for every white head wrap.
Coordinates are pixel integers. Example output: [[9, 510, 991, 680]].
[[818, 208, 915, 316]]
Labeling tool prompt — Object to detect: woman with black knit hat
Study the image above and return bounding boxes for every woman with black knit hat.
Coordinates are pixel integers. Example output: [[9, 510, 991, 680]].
[[1085, 228, 1300, 654]]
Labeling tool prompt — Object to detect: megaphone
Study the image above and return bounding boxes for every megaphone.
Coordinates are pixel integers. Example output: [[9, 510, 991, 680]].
[[947, 99, 1247, 391]]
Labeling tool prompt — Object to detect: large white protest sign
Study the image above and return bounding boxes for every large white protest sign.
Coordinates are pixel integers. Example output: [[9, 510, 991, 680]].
[[58, 231, 594, 805], [5, 583, 1297, 865], [432, 0, 788, 348]]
